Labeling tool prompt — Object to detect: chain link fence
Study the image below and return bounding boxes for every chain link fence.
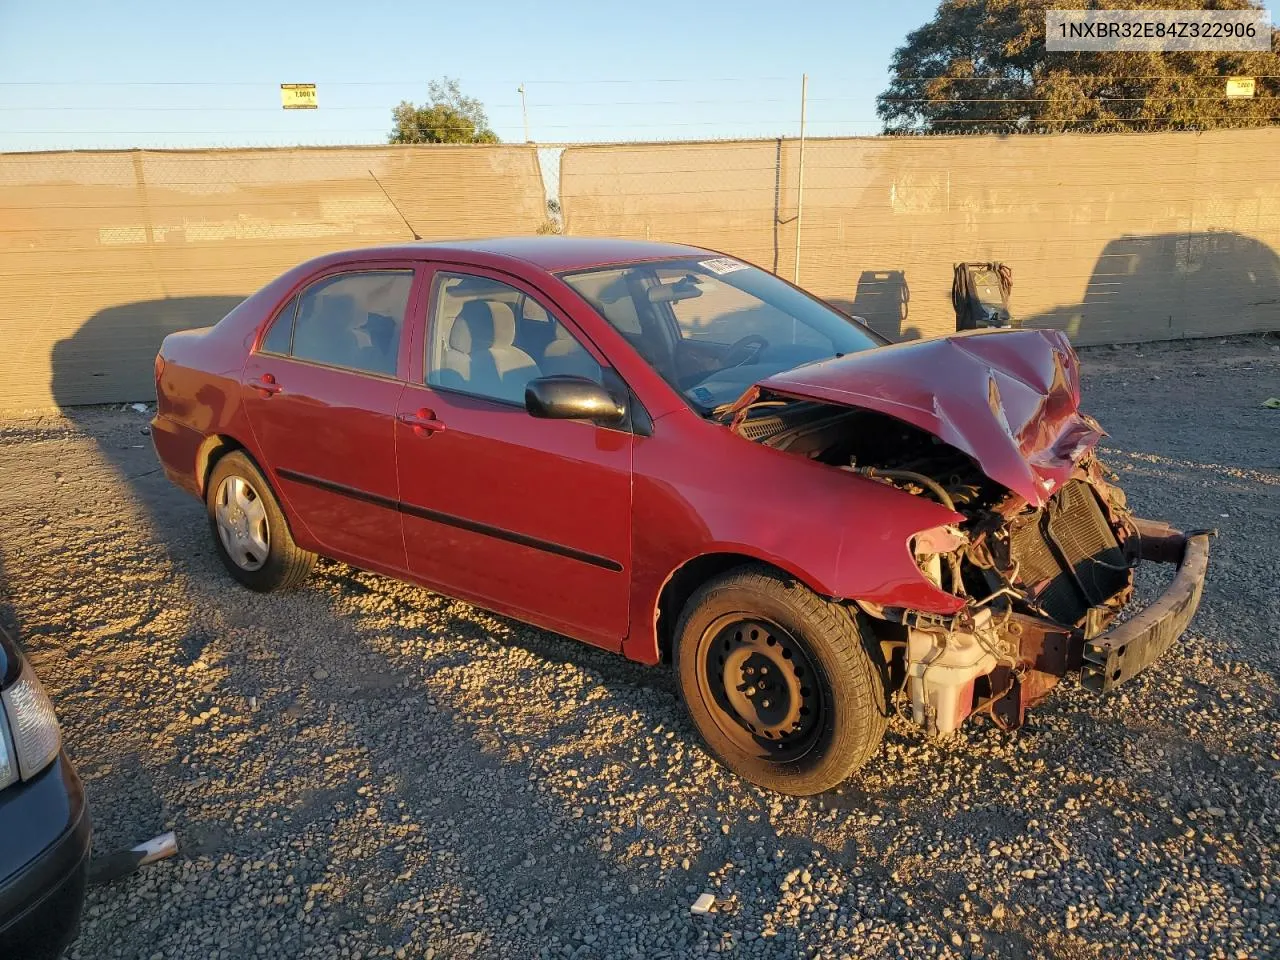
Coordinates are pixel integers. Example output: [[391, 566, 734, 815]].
[[0, 145, 544, 408], [552, 129, 1280, 344]]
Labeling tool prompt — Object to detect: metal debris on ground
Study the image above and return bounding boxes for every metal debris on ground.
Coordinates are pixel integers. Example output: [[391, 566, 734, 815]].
[[87, 832, 179, 885]]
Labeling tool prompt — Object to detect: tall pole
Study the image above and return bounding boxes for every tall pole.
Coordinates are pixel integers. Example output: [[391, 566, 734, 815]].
[[793, 73, 808, 286], [518, 83, 531, 143]]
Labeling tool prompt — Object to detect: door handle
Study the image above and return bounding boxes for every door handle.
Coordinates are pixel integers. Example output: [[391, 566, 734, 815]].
[[250, 374, 282, 396], [397, 408, 446, 436]]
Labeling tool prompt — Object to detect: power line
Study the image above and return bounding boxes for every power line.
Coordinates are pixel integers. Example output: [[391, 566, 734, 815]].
[[3, 73, 1279, 86], [5, 93, 1279, 113], [0, 77, 797, 87]]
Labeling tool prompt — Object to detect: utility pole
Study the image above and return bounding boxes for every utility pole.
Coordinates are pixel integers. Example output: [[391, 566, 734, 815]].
[[793, 73, 808, 286], [518, 83, 531, 143]]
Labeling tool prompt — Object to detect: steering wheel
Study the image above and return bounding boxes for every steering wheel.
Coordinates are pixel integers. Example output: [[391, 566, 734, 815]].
[[723, 334, 769, 368]]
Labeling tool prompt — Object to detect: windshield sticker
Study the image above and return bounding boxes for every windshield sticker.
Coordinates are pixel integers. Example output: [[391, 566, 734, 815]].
[[699, 257, 749, 276], [692, 386, 715, 405]]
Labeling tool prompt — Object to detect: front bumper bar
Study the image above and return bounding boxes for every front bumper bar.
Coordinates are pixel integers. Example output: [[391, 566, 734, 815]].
[[1080, 520, 1212, 694]]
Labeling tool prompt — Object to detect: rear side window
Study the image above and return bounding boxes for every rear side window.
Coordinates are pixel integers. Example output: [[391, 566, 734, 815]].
[[260, 296, 297, 355], [259, 270, 413, 377]]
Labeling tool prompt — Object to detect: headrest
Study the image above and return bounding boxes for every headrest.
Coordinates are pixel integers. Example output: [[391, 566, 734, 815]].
[[363, 312, 396, 351], [316, 293, 358, 330], [450, 300, 516, 352]]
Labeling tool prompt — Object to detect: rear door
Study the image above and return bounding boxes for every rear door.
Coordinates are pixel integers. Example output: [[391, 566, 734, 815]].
[[395, 266, 633, 648], [241, 262, 421, 571]]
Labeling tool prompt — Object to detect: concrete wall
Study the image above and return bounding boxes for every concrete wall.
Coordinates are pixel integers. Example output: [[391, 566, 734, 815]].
[[2, 130, 1278, 411], [0, 145, 547, 411], [560, 129, 1280, 344]]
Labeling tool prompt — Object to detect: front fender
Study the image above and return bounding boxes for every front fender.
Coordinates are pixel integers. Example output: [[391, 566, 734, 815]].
[[625, 416, 968, 664]]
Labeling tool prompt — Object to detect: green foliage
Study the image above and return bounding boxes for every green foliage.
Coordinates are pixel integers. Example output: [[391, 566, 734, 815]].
[[389, 77, 500, 144], [878, 0, 1280, 133]]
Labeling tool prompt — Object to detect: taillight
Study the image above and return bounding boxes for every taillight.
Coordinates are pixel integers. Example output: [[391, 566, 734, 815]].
[[0, 658, 62, 786]]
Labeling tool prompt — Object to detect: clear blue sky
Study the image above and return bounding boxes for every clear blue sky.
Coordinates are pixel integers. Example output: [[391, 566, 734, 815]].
[[2, 1, 1275, 152], [0, 0, 946, 151]]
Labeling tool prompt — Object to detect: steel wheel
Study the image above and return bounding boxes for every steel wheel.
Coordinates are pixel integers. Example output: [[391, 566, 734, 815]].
[[213, 475, 270, 572], [697, 614, 826, 763]]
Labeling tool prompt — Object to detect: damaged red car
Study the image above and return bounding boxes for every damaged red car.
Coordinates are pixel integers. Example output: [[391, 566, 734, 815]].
[[151, 237, 1211, 795]]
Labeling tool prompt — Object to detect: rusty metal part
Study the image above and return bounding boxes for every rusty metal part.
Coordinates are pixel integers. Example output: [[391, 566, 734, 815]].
[[973, 615, 1079, 729], [898, 508, 1210, 733], [1081, 528, 1212, 694], [1009, 613, 1081, 675]]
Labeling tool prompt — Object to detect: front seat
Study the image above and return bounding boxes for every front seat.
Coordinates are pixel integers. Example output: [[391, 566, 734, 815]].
[[540, 323, 600, 381], [440, 300, 538, 403]]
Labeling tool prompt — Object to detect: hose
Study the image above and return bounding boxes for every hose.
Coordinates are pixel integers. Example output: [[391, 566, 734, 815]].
[[853, 466, 957, 512]]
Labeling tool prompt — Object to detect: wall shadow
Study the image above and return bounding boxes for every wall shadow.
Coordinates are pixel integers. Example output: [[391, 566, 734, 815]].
[[828, 269, 922, 341], [1026, 231, 1280, 342]]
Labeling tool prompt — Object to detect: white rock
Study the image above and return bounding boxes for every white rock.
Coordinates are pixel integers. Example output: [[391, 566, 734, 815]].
[[690, 893, 715, 915]]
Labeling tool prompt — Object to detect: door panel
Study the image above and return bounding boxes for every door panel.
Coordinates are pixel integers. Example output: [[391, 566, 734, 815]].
[[396, 383, 632, 646], [239, 263, 420, 571], [242, 356, 406, 569], [394, 265, 632, 648]]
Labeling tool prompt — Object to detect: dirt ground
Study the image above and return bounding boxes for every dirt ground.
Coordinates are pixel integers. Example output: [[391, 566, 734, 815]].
[[0, 335, 1276, 960]]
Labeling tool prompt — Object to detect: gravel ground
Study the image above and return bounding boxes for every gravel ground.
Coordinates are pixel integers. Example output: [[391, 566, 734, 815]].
[[0, 335, 1277, 960]]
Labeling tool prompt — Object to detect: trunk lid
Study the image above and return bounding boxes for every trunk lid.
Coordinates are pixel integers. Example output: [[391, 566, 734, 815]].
[[751, 329, 1103, 506]]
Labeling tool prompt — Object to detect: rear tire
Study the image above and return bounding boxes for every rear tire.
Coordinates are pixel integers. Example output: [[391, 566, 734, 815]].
[[206, 451, 315, 592], [673, 565, 888, 796]]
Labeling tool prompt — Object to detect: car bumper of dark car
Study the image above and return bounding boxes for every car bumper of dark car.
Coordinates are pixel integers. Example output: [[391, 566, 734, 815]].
[[0, 753, 92, 960], [1079, 521, 1212, 694]]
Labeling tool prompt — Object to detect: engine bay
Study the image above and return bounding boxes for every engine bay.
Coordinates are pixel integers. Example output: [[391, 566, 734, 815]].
[[725, 392, 1143, 736]]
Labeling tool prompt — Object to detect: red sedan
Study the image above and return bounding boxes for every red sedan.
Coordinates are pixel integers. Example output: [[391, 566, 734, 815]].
[[152, 237, 1211, 795]]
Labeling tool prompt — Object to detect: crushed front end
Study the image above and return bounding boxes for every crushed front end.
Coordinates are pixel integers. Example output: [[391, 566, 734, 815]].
[[724, 329, 1213, 736], [884, 456, 1212, 735]]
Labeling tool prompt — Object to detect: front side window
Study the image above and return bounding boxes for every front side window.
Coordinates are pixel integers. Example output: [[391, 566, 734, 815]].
[[562, 257, 883, 412], [426, 272, 601, 405], [262, 270, 412, 377]]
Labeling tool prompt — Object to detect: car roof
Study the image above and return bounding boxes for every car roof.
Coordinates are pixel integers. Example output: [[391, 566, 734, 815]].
[[319, 236, 717, 273]]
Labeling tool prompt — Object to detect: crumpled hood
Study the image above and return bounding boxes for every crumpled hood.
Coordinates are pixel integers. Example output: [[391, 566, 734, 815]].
[[755, 328, 1104, 506]]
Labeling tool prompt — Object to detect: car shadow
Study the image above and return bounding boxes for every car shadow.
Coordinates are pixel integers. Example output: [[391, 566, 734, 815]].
[[3, 402, 651, 957], [32, 297, 711, 955], [49, 297, 248, 408]]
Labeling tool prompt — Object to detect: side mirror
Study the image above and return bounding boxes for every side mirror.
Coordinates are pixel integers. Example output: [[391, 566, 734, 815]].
[[525, 376, 626, 426]]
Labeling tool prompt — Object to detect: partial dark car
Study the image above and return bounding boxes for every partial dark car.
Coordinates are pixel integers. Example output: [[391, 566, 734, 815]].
[[150, 237, 1211, 795], [0, 624, 90, 958]]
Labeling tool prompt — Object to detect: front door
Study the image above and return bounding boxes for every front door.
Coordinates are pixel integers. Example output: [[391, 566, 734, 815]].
[[241, 264, 419, 571], [395, 267, 632, 648]]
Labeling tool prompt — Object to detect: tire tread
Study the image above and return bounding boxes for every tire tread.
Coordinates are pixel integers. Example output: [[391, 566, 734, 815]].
[[674, 563, 887, 795]]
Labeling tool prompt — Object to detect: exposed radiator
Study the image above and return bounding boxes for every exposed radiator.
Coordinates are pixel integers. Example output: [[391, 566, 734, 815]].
[[1009, 481, 1129, 624]]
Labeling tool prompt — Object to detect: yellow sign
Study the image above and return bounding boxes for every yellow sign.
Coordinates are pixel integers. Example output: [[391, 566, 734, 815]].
[[1225, 77, 1256, 99], [281, 83, 317, 109]]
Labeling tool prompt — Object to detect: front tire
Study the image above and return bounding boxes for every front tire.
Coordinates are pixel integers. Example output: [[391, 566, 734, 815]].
[[674, 565, 888, 796], [206, 451, 315, 592]]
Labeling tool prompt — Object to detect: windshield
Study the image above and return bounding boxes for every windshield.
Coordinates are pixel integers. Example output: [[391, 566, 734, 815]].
[[562, 256, 885, 412]]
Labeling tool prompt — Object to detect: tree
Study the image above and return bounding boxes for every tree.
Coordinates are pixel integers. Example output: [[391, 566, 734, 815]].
[[878, 0, 1280, 134], [389, 77, 499, 144]]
